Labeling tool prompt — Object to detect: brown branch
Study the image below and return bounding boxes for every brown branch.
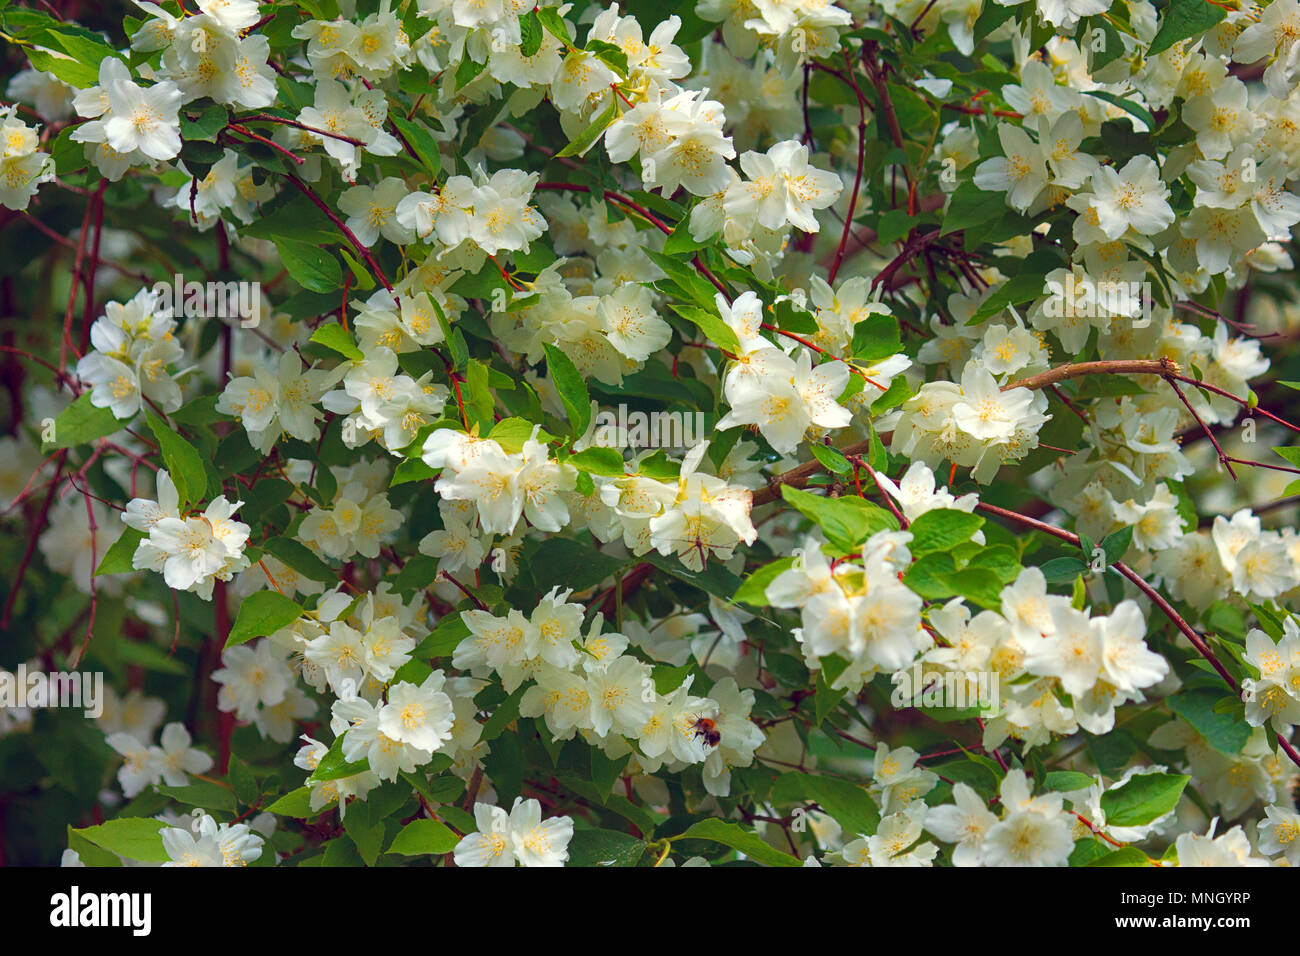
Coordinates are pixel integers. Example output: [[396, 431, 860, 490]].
[[1001, 358, 1178, 393]]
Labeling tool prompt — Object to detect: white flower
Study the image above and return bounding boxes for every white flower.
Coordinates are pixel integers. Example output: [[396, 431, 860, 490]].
[[101, 75, 183, 161], [338, 177, 414, 246], [508, 797, 574, 866], [982, 770, 1074, 867], [377, 672, 456, 753], [152, 722, 214, 787], [453, 803, 516, 867], [727, 139, 841, 232], [974, 123, 1047, 212], [925, 782, 998, 866], [1084, 156, 1174, 239]]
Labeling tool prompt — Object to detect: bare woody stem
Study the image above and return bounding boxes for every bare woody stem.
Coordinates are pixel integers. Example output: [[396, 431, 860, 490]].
[[1001, 358, 1179, 392]]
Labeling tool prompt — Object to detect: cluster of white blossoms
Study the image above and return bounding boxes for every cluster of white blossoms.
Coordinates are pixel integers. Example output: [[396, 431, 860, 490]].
[[935, 568, 1168, 746], [1242, 617, 1300, 732], [455, 587, 763, 797], [169, 147, 276, 230], [454, 798, 575, 867], [391, 169, 546, 257], [217, 351, 340, 455], [490, 260, 673, 385], [1150, 718, 1294, 820], [298, 462, 404, 561], [1153, 507, 1300, 608], [323, 346, 451, 455], [886, 358, 1050, 484], [134, 0, 276, 107], [161, 812, 265, 867], [329, 670, 456, 780], [16, 0, 1300, 871], [766, 458, 1168, 746], [768, 529, 927, 692], [121, 469, 252, 598], [77, 288, 186, 419], [106, 721, 213, 799], [924, 770, 1076, 867], [715, 292, 857, 455], [69, 57, 183, 180], [212, 637, 314, 743], [424, 427, 756, 571], [0, 106, 54, 211]]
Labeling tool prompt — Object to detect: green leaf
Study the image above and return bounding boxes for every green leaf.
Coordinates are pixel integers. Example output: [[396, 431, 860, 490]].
[[668, 303, 740, 354], [180, 103, 229, 143], [387, 819, 459, 856], [1098, 525, 1133, 565], [585, 38, 629, 78], [567, 446, 626, 477], [24, 39, 104, 87], [732, 557, 795, 607], [95, 527, 144, 575], [908, 509, 984, 554], [809, 442, 852, 475], [275, 238, 342, 293], [390, 113, 441, 178], [1099, 772, 1188, 827], [675, 818, 801, 867], [566, 828, 646, 866], [1167, 689, 1250, 755], [391, 458, 437, 486], [145, 411, 208, 507], [66, 826, 122, 867], [519, 9, 543, 57], [542, 342, 592, 438], [72, 818, 168, 863], [309, 322, 362, 361], [536, 6, 572, 45], [264, 787, 320, 818], [663, 216, 709, 256], [226, 590, 304, 648], [1086, 847, 1152, 867], [1088, 16, 1124, 71], [43, 392, 122, 452], [1082, 89, 1154, 130], [157, 779, 238, 813], [524, 535, 630, 593], [555, 96, 618, 158], [1273, 446, 1300, 469], [941, 567, 1005, 611], [850, 313, 901, 361], [1147, 0, 1226, 57], [455, 55, 486, 90], [942, 181, 1016, 237], [1040, 556, 1088, 584], [262, 536, 337, 582], [412, 613, 470, 658], [309, 734, 370, 782], [1043, 771, 1095, 792], [771, 772, 881, 838], [780, 485, 898, 552], [463, 359, 495, 433], [489, 416, 555, 453]]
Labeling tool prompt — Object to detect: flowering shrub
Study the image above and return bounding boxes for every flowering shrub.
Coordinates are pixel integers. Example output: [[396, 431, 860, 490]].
[[5, 0, 1300, 869]]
